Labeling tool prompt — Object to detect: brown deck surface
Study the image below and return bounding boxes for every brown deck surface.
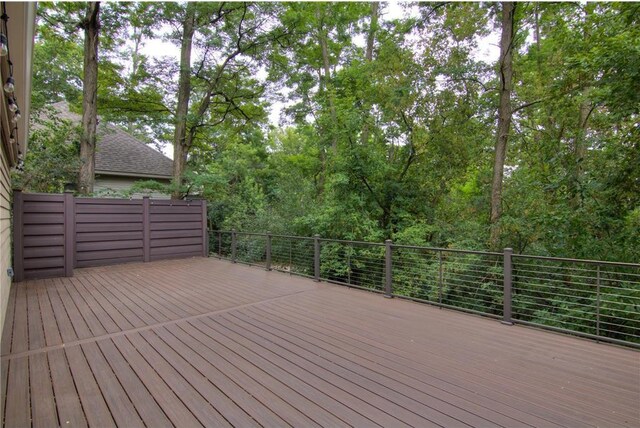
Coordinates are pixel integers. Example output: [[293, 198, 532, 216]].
[[1, 257, 638, 427]]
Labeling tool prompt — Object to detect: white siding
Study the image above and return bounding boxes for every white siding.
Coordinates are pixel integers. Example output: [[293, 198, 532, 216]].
[[0, 141, 12, 338]]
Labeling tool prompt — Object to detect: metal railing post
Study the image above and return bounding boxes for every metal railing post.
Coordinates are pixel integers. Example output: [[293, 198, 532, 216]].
[[266, 232, 272, 271], [596, 265, 601, 339], [347, 246, 351, 285], [438, 250, 443, 305], [502, 248, 513, 325], [218, 231, 222, 258], [314, 235, 320, 281], [231, 229, 237, 263], [384, 240, 393, 298]]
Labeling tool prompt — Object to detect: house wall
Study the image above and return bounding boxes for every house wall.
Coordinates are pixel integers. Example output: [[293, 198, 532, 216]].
[[0, 139, 13, 338], [95, 174, 171, 199]]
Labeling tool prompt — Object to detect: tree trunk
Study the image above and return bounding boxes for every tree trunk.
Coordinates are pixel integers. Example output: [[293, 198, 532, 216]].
[[365, 3, 378, 62], [172, 3, 196, 199], [78, 2, 100, 195], [571, 95, 593, 206], [489, 2, 515, 249], [360, 2, 379, 146], [319, 32, 338, 153]]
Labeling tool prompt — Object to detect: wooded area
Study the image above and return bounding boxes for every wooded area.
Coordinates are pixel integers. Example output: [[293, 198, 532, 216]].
[[17, 2, 640, 263]]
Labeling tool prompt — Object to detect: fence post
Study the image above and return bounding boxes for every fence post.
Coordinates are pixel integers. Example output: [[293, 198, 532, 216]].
[[13, 190, 24, 282], [231, 229, 237, 263], [314, 235, 320, 281], [384, 239, 393, 298], [502, 248, 513, 325], [201, 200, 208, 257], [143, 196, 150, 262], [266, 232, 272, 271], [218, 231, 222, 258], [63, 191, 75, 277]]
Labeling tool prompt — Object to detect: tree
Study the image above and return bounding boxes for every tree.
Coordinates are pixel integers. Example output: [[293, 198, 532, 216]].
[[77, 2, 100, 195], [489, 2, 516, 248]]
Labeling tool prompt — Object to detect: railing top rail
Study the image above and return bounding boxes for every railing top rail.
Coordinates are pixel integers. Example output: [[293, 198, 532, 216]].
[[391, 244, 502, 256], [213, 230, 314, 241], [513, 253, 640, 268], [211, 230, 637, 267], [318, 238, 386, 247]]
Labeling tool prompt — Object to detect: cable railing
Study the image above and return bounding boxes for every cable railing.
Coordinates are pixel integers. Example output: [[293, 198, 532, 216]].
[[209, 230, 640, 347]]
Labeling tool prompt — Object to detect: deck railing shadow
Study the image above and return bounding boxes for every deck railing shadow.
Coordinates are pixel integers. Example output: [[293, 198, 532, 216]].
[[209, 230, 640, 348]]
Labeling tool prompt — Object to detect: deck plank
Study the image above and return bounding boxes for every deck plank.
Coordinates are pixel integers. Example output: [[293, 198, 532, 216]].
[[152, 325, 292, 428], [35, 281, 62, 347], [122, 333, 232, 427], [26, 283, 45, 351], [96, 339, 173, 427], [48, 349, 88, 427], [111, 335, 203, 427], [28, 353, 58, 427], [139, 329, 261, 428], [64, 345, 116, 427], [45, 278, 78, 344], [4, 357, 30, 427], [10, 283, 28, 354], [192, 317, 387, 428], [81, 341, 145, 427], [246, 302, 554, 427], [1, 258, 638, 428], [163, 323, 325, 428]]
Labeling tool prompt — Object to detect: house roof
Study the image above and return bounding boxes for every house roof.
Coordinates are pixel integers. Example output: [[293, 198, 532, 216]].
[[49, 102, 173, 179]]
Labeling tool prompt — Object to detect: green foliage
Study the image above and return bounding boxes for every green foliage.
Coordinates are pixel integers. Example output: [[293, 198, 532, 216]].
[[28, 2, 639, 341], [13, 112, 80, 192]]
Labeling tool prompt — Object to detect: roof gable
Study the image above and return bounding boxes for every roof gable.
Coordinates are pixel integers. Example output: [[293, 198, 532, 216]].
[[48, 101, 173, 178]]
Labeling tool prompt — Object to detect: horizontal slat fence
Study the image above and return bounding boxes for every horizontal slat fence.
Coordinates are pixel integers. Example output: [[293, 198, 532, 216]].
[[13, 191, 207, 280], [75, 198, 144, 267], [14, 192, 67, 279]]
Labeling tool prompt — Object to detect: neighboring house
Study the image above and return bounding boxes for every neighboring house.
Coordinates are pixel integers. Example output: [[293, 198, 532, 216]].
[[1, 2, 36, 347], [50, 101, 173, 198]]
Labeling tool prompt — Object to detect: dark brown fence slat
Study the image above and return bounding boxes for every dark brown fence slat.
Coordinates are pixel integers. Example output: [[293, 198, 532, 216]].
[[14, 194, 207, 280], [77, 240, 144, 252], [75, 204, 142, 214], [23, 225, 64, 236], [150, 213, 202, 223], [149, 205, 202, 214], [23, 246, 64, 259], [23, 235, 64, 247], [150, 229, 201, 239], [23, 213, 64, 225], [23, 257, 65, 270], [76, 222, 143, 233], [75, 198, 140, 205], [76, 213, 144, 223], [22, 201, 64, 213], [150, 222, 202, 231], [76, 231, 144, 242], [150, 237, 202, 248], [76, 248, 144, 262]]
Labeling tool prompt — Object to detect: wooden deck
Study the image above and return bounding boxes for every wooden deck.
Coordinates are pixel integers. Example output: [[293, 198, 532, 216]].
[[1, 257, 638, 428]]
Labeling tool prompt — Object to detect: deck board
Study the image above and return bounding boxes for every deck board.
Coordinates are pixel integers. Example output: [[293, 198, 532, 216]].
[[1, 257, 638, 427]]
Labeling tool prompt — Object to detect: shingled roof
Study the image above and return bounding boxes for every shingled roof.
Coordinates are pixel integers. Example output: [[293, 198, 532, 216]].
[[48, 102, 173, 179]]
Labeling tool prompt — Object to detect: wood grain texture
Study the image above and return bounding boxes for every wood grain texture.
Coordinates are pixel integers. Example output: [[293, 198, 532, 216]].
[[1, 258, 638, 428]]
